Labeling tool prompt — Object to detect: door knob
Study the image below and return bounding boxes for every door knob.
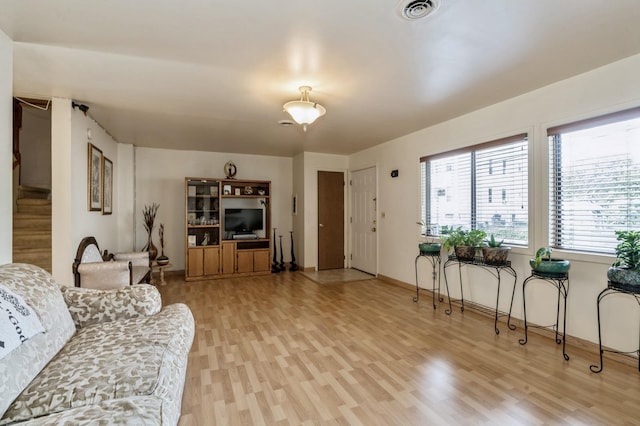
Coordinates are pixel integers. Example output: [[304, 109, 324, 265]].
[[319, 223, 325, 227], [371, 227, 376, 232]]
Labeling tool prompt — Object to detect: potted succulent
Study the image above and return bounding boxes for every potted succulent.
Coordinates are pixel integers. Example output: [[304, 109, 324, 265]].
[[440, 226, 486, 261], [482, 234, 511, 265], [530, 247, 570, 275], [416, 221, 441, 255], [607, 230, 640, 287]]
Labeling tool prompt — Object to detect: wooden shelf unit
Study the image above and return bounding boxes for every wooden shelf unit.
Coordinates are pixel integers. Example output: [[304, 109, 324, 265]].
[[185, 177, 271, 280]]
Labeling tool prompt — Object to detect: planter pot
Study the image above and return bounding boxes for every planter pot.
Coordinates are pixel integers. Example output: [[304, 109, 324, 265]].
[[419, 243, 441, 255], [455, 246, 477, 261], [607, 267, 640, 287], [529, 259, 571, 275], [482, 247, 511, 265]]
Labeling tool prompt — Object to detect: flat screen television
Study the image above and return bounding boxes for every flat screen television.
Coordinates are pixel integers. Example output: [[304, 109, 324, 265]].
[[224, 208, 264, 234]]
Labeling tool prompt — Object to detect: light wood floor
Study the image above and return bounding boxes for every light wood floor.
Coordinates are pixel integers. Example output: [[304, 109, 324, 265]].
[[158, 271, 640, 425]]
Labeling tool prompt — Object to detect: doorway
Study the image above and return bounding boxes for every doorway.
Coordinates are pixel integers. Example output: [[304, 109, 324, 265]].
[[350, 166, 377, 275], [317, 171, 344, 270]]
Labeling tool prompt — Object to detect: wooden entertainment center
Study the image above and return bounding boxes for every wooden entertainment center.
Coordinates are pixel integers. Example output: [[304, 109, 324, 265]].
[[184, 177, 271, 281]]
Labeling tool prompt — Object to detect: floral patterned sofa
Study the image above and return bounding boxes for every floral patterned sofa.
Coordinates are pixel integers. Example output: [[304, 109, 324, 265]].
[[0, 263, 194, 425]]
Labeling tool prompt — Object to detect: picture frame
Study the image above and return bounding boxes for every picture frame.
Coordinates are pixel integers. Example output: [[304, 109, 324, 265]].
[[88, 143, 103, 211], [188, 235, 197, 247], [234, 188, 241, 196], [102, 156, 113, 215], [223, 184, 231, 195]]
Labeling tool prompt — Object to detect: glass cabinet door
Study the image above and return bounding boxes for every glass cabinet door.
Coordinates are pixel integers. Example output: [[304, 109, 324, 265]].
[[186, 178, 220, 247]]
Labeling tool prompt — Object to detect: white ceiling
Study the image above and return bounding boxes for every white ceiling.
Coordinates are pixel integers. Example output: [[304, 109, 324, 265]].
[[2, 0, 640, 157]]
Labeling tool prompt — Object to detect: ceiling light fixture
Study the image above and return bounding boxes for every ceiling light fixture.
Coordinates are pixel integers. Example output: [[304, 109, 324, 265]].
[[283, 86, 326, 132]]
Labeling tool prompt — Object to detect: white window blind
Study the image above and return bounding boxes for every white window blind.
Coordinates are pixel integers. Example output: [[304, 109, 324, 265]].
[[421, 134, 528, 245], [548, 107, 640, 254]]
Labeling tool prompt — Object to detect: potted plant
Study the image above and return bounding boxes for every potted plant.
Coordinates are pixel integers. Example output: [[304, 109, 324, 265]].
[[607, 230, 640, 287], [440, 226, 486, 261], [530, 247, 570, 275], [482, 234, 511, 265], [417, 221, 441, 255]]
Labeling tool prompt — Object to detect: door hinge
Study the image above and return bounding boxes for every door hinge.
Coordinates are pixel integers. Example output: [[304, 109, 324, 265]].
[[350, 217, 352, 223], [350, 254, 352, 260], [349, 180, 352, 186]]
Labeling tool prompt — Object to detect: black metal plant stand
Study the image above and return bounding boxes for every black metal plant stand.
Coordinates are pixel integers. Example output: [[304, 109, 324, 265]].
[[443, 255, 517, 335], [271, 228, 280, 273], [289, 231, 298, 271], [278, 235, 286, 271], [590, 281, 640, 373], [519, 270, 570, 361], [414, 251, 451, 313]]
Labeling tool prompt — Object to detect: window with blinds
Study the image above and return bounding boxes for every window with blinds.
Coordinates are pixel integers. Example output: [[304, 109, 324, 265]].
[[420, 134, 528, 245], [548, 107, 640, 254]]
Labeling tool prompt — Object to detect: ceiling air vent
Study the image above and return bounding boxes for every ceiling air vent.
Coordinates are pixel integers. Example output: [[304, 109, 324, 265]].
[[398, 0, 440, 21]]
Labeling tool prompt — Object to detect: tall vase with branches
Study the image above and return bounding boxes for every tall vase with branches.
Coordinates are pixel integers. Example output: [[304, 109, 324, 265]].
[[157, 223, 169, 265], [143, 203, 159, 261]]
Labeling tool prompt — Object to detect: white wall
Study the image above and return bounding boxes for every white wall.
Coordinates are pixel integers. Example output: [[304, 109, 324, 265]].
[[51, 98, 73, 282], [19, 107, 51, 189], [51, 98, 130, 285], [292, 153, 305, 266], [0, 29, 12, 265], [117, 143, 135, 252], [349, 53, 640, 351], [302, 152, 348, 271], [134, 148, 293, 271]]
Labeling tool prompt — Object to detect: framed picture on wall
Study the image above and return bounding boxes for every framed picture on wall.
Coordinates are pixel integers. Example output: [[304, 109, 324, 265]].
[[88, 143, 102, 211], [102, 156, 113, 215]]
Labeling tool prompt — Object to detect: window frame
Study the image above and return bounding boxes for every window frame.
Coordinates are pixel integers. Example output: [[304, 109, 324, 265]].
[[420, 133, 529, 246], [546, 106, 640, 256]]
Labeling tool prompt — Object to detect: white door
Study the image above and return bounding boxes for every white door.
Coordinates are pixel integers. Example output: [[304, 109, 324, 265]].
[[350, 167, 377, 274]]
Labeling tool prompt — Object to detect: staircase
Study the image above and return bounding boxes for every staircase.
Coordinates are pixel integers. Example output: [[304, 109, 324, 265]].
[[13, 186, 52, 272]]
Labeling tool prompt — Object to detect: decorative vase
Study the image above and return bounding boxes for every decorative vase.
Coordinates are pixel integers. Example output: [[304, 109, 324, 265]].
[[482, 247, 511, 265], [607, 267, 640, 288], [144, 235, 158, 261], [157, 255, 169, 266], [529, 259, 571, 275], [454, 246, 477, 261], [419, 242, 441, 255]]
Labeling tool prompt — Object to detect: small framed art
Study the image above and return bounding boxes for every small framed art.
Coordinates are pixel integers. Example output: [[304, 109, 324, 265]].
[[88, 143, 103, 211], [102, 156, 113, 215]]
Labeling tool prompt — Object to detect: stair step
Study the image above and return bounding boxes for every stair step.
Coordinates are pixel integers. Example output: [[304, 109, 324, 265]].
[[18, 185, 51, 200], [13, 214, 51, 230], [13, 231, 52, 249], [16, 198, 51, 215], [12, 248, 52, 272]]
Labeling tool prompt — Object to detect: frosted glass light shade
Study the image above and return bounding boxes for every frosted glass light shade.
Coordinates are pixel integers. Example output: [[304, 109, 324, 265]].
[[283, 86, 326, 130], [283, 100, 326, 125]]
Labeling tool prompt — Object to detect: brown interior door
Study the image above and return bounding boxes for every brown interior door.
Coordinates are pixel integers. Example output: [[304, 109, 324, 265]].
[[318, 171, 344, 270]]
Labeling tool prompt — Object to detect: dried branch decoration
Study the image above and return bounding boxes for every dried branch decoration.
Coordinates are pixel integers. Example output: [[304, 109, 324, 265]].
[[159, 223, 165, 249], [143, 203, 159, 234]]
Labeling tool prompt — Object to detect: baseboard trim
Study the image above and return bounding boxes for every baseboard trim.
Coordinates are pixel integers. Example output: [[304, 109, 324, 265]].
[[376, 273, 639, 371]]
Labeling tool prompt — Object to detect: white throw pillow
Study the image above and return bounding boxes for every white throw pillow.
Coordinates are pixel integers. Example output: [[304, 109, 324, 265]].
[[0, 284, 44, 359]]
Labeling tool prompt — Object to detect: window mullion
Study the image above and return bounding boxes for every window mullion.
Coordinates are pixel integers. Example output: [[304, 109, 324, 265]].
[[471, 151, 477, 230]]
